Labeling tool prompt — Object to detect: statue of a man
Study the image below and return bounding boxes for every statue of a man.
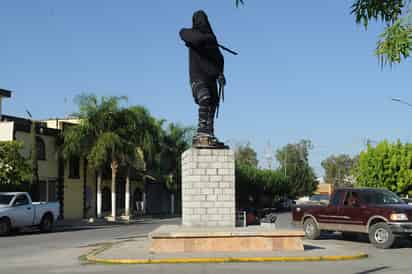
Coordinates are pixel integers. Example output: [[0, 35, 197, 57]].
[[180, 10, 227, 148]]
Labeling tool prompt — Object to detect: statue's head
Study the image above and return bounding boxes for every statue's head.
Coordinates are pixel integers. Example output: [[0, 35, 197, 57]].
[[192, 10, 213, 34]]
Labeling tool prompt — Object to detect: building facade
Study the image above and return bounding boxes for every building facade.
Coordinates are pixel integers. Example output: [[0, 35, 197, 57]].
[[0, 90, 173, 219]]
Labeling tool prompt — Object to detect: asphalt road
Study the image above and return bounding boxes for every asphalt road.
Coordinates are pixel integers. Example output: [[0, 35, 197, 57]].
[[0, 214, 411, 274]]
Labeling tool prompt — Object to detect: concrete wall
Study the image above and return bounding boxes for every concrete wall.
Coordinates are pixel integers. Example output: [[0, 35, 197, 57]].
[[0, 122, 14, 141], [63, 158, 85, 219], [15, 131, 58, 179], [182, 148, 236, 227]]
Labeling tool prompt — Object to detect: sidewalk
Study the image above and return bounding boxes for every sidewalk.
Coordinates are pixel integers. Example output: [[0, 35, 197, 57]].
[[56, 216, 180, 231], [84, 237, 368, 264]]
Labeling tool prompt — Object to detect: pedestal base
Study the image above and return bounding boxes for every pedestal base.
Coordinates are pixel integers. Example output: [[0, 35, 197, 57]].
[[149, 225, 305, 253], [181, 148, 235, 227]]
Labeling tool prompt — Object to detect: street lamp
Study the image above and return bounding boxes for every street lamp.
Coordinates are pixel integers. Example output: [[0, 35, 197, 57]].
[[392, 98, 412, 108]]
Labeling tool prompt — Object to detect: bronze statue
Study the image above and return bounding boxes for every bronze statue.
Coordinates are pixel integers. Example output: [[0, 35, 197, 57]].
[[180, 10, 235, 148]]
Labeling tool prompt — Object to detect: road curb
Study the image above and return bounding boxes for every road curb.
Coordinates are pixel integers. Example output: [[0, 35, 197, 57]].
[[84, 244, 368, 264]]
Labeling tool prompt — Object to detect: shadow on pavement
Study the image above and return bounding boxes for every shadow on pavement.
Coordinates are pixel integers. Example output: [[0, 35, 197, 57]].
[[304, 244, 325, 251], [353, 266, 390, 274], [316, 232, 412, 249]]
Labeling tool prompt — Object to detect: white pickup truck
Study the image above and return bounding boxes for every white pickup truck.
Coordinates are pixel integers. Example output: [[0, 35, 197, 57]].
[[0, 192, 60, 235]]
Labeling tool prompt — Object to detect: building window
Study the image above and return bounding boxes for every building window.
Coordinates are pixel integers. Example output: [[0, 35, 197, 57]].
[[38, 180, 58, 202], [69, 157, 80, 179], [36, 137, 46, 160]]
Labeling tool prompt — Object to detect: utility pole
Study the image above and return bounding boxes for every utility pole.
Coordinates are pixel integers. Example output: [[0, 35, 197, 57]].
[[392, 98, 412, 108], [264, 141, 274, 170]]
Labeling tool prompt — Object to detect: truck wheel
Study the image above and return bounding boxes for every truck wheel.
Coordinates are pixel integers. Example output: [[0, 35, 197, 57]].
[[369, 222, 395, 249], [0, 218, 11, 236], [303, 218, 320, 240], [40, 214, 54, 233]]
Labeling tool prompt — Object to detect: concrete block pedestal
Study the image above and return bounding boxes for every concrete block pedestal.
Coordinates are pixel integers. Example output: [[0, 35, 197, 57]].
[[149, 147, 305, 254], [181, 148, 235, 227]]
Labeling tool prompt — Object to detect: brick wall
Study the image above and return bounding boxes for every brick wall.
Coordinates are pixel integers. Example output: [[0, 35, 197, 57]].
[[181, 148, 235, 227]]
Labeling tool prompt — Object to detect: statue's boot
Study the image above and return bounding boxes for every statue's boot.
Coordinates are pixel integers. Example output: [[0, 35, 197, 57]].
[[192, 133, 226, 148], [207, 105, 226, 147], [193, 104, 213, 148], [193, 102, 227, 148]]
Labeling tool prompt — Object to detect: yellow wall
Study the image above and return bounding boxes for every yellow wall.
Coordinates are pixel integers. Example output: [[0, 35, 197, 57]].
[[316, 183, 334, 195], [13, 128, 145, 219], [64, 177, 83, 219], [15, 131, 58, 179], [63, 158, 88, 219]]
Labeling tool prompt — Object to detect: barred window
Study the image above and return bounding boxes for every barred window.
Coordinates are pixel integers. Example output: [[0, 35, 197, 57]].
[[69, 157, 80, 179], [36, 137, 46, 160]]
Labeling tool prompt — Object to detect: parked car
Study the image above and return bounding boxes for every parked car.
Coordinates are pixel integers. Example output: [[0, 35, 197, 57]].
[[401, 197, 412, 205], [292, 188, 412, 249], [273, 198, 294, 211], [295, 194, 330, 205], [308, 194, 330, 205], [0, 192, 60, 235]]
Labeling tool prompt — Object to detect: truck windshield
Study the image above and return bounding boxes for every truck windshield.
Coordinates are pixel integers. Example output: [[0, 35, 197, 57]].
[[0, 194, 14, 205], [361, 190, 404, 205]]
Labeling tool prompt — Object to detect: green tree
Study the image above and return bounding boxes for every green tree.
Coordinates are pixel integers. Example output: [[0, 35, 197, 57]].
[[64, 94, 129, 219], [64, 94, 166, 218], [321, 154, 358, 187], [116, 106, 163, 216], [154, 123, 193, 214], [0, 141, 31, 185], [236, 1, 412, 66], [355, 140, 412, 195], [276, 140, 318, 198], [235, 142, 258, 168], [236, 164, 289, 208], [158, 123, 193, 192]]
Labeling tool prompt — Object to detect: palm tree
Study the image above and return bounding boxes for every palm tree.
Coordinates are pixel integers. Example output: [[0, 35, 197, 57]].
[[116, 106, 161, 217], [64, 94, 166, 220], [158, 123, 193, 214], [63, 94, 126, 219]]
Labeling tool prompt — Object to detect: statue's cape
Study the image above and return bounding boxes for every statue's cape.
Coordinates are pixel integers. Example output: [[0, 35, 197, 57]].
[[179, 10, 224, 82], [192, 10, 216, 39]]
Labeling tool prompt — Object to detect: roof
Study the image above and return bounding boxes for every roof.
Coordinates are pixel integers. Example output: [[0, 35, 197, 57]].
[[0, 89, 12, 98], [1, 115, 60, 137]]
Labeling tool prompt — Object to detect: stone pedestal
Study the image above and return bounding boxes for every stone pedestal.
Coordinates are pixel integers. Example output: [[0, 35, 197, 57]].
[[181, 148, 235, 227], [149, 225, 305, 253]]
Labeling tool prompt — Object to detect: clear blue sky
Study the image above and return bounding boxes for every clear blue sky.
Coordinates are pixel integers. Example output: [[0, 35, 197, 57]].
[[1, 0, 411, 175]]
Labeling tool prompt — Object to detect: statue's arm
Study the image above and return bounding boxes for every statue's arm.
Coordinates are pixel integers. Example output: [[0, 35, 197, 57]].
[[179, 28, 214, 47], [218, 50, 224, 74]]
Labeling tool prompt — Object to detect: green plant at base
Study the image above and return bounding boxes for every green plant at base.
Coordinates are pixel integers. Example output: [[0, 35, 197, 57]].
[[0, 141, 31, 185]]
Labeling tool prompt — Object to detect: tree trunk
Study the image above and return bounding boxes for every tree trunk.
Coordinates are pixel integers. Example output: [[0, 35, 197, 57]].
[[111, 160, 118, 219], [97, 170, 102, 218], [142, 192, 146, 215], [125, 167, 130, 217], [171, 193, 175, 215], [30, 121, 39, 185]]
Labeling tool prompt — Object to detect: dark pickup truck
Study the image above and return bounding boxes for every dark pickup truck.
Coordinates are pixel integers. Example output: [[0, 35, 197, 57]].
[[292, 188, 412, 248]]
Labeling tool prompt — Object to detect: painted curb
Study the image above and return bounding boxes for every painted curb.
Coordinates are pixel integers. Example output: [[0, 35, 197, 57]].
[[85, 251, 368, 265]]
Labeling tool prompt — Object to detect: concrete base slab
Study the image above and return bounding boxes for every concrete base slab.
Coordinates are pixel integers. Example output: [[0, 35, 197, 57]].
[[84, 236, 369, 265], [149, 225, 304, 253]]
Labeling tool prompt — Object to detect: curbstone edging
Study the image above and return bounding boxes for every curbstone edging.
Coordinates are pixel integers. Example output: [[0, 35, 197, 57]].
[[83, 243, 368, 265]]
